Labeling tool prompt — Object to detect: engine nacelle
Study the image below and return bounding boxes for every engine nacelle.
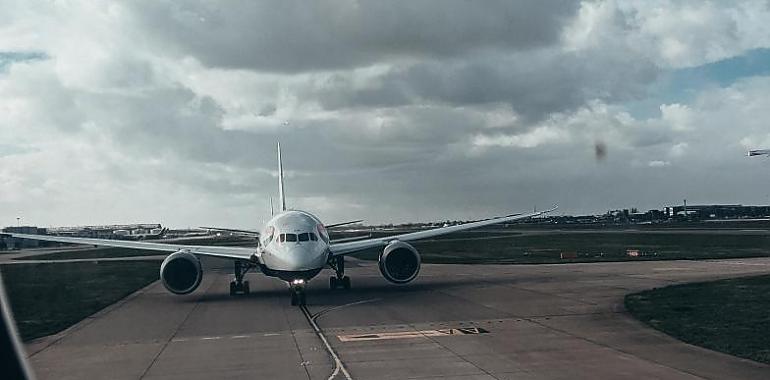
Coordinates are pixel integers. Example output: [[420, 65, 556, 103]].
[[160, 250, 203, 295], [379, 241, 421, 284]]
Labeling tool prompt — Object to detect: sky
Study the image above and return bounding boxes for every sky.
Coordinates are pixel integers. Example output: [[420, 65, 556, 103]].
[[2, 1, 770, 228]]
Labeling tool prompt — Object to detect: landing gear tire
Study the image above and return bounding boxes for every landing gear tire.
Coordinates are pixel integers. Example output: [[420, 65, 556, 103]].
[[342, 276, 351, 290], [290, 287, 306, 306], [329, 256, 351, 290], [230, 260, 254, 296]]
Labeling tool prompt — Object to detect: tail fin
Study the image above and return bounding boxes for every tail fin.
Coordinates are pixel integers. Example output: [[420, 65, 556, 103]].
[[277, 142, 287, 212]]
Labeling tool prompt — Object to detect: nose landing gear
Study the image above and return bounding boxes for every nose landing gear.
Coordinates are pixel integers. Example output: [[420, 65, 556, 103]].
[[328, 256, 351, 290], [290, 280, 306, 306]]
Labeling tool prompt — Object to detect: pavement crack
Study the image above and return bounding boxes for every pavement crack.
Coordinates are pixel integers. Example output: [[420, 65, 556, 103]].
[[523, 316, 710, 380], [284, 304, 313, 380], [138, 278, 216, 380]]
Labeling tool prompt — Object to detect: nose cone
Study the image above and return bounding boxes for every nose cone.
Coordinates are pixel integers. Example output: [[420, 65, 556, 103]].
[[268, 244, 327, 271]]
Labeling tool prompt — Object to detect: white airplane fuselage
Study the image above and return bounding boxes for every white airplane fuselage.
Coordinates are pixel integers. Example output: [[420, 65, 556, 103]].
[[258, 210, 331, 281]]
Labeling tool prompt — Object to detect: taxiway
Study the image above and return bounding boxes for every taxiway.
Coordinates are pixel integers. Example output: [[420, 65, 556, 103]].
[[24, 257, 770, 379]]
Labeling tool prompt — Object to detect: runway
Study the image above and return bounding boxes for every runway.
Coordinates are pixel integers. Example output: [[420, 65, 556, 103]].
[[24, 257, 770, 379]]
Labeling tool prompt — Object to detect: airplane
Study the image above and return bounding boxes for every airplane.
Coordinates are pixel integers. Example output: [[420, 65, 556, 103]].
[[113, 227, 168, 240], [5, 142, 557, 305], [748, 149, 770, 157]]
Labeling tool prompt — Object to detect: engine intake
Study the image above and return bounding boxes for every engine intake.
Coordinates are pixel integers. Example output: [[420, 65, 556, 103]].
[[160, 250, 203, 295], [379, 241, 421, 284]]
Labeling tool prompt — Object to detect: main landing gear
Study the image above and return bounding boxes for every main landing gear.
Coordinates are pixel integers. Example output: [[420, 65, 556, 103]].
[[290, 280, 306, 306], [229, 261, 252, 296], [328, 256, 351, 290]]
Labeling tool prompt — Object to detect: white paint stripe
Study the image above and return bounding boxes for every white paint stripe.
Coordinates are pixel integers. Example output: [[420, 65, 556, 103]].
[[231, 335, 249, 339], [300, 305, 352, 380], [338, 328, 488, 342], [263, 333, 281, 337], [201, 336, 221, 340]]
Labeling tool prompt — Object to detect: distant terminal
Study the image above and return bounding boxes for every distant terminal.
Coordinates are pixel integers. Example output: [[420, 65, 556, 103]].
[[748, 149, 770, 157]]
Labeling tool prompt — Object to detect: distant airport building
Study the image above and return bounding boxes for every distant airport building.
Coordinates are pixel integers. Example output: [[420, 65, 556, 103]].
[[663, 204, 770, 219], [47, 223, 165, 240], [1, 226, 48, 249]]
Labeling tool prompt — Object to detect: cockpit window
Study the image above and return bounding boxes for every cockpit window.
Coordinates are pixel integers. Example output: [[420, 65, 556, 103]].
[[309, 233, 318, 241], [262, 226, 275, 246], [278, 234, 285, 243], [298, 233, 309, 242], [284, 233, 297, 242]]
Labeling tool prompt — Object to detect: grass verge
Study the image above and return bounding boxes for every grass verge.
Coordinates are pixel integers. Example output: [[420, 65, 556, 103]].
[[625, 275, 770, 364], [353, 231, 770, 264], [0, 261, 159, 341]]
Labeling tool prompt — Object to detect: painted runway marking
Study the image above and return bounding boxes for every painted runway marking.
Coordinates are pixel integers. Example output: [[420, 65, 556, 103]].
[[338, 327, 489, 342], [300, 305, 352, 380]]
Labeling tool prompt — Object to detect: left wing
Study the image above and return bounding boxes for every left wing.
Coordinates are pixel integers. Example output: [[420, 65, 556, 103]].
[[325, 220, 364, 229], [4, 233, 257, 261], [329, 206, 557, 256], [200, 226, 259, 237]]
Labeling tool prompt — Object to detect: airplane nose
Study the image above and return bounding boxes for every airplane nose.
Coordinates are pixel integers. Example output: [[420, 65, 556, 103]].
[[280, 245, 324, 270]]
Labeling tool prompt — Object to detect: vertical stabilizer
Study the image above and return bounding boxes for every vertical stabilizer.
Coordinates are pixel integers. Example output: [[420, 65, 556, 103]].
[[277, 142, 287, 211]]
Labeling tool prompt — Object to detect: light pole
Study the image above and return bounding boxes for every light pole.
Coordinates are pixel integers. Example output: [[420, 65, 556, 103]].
[[16, 217, 20, 227]]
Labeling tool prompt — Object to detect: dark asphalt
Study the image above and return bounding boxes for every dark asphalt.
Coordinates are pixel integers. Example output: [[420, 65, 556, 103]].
[[23, 257, 770, 379]]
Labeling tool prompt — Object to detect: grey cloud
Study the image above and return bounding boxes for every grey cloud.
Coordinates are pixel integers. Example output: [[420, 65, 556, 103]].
[[313, 48, 659, 122], [0, 51, 47, 72], [129, 0, 579, 73]]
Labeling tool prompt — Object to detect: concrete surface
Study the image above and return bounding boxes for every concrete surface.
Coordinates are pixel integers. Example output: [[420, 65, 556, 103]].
[[23, 257, 770, 379]]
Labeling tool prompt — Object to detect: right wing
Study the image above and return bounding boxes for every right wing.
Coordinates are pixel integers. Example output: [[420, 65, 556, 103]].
[[4, 233, 257, 261], [330, 206, 557, 256]]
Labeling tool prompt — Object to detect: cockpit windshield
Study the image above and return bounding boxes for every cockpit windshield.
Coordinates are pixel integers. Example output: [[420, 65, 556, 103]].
[[278, 232, 317, 243]]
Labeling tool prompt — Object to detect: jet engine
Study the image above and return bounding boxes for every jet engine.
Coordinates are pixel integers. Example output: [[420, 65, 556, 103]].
[[160, 250, 203, 295], [379, 241, 421, 284]]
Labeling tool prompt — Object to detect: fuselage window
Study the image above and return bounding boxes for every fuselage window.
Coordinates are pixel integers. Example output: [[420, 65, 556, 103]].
[[298, 233, 309, 242], [285, 233, 297, 242], [309, 233, 318, 241]]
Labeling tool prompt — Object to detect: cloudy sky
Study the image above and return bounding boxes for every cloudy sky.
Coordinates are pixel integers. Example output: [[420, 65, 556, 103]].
[[2, 1, 770, 228]]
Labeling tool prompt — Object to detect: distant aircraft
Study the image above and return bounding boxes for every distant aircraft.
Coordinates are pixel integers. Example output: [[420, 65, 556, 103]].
[[748, 149, 770, 157], [6, 143, 556, 305], [113, 227, 168, 240]]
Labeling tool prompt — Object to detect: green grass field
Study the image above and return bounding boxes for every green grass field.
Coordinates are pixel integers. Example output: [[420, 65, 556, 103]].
[[16, 247, 166, 261], [353, 230, 770, 264], [0, 261, 159, 341], [625, 275, 770, 364], [14, 237, 258, 261], [10, 230, 770, 265]]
